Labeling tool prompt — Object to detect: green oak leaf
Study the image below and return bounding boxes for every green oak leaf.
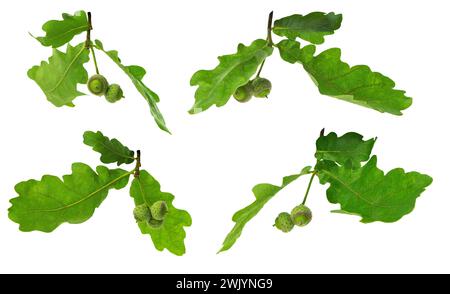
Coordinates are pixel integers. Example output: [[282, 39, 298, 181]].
[[130, 170, 192, 256], [277, 40, 412, 115], [315, 131, 376, 168], [317, 156, 433, 223], [9, 163, 131, 232], [273, 12, 342, 44], [32, 11, 89, 48], [83, 131, 135, 166], [190, 39, 273, 114], [28, 42, 90, 107], [94, 40, 169, 133], [220, 166, 312, 253]]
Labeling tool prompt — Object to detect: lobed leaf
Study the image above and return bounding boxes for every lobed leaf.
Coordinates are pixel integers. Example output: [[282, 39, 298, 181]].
[[94, 40, 170, 133], [317, 156, 432, 223], [130, 170, 192, 256], [83, 131, 135, 166], [277, 40, 413, 115], [28, 42, 90, 107], [9, 163, 131, 232], [273, 12, 342, 44], [219, 166, 312, 253], [33, 11, 89, 48], [315, 131, 376, 168], [190, 39, 273, 114]]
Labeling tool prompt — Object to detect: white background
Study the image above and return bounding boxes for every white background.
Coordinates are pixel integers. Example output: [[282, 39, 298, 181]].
[[0, 0, 449, 273]]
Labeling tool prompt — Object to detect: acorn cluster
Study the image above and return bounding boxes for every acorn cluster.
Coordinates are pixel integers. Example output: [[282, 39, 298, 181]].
[[133, 200, 169, 229], [87, 74, 124, 103], [274, 204, 312, 233], [233, 77, 272, 103]]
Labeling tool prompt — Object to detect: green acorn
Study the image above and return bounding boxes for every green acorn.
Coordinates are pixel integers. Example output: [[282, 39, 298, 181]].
[[133, 204, 151, 223], [147, 218, 164, 229], [150, 200, 168, 221], [252, 77, 272, 98], [274, 212, 294, 233], [87, 74, 109, 96], [291, 204, 312, 227], [233, 82, 253, 103], [105, 84, 124, 103]]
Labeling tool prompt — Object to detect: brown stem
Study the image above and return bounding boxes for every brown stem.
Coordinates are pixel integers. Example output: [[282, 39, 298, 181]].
[[320, 128, 325, 137], [134, 150, 141, 178], [85, 12, 100, 74], [254, 12, 275, 79], [267, 11, 274, 45], [85, 12, 93, 47]]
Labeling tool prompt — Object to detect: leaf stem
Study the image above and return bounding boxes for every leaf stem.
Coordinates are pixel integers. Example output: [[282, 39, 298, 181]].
[[90, 47, 100, 74], [256, 59, 266, 78], [302, 172, 317, 205], [134, 150, 142, 178]]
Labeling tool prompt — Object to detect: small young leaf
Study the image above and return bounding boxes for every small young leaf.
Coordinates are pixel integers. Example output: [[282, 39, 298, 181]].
[[190, 39, 273, 114], [273, 12, 342, 44], [83, 131, 135, 166], [130, 170, 192, 256], [28, 42, 90, 107], [94, 40, 169, 133], [220, 166, 312, 253], [9, 163, 131, 232], [276, 39, 303, 64], [315, 131, 376, 168], [317, 156, 433, 223], [33, 11, 89, 48], [126, 65, 147, 81], [277, 42, 413, 115]]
